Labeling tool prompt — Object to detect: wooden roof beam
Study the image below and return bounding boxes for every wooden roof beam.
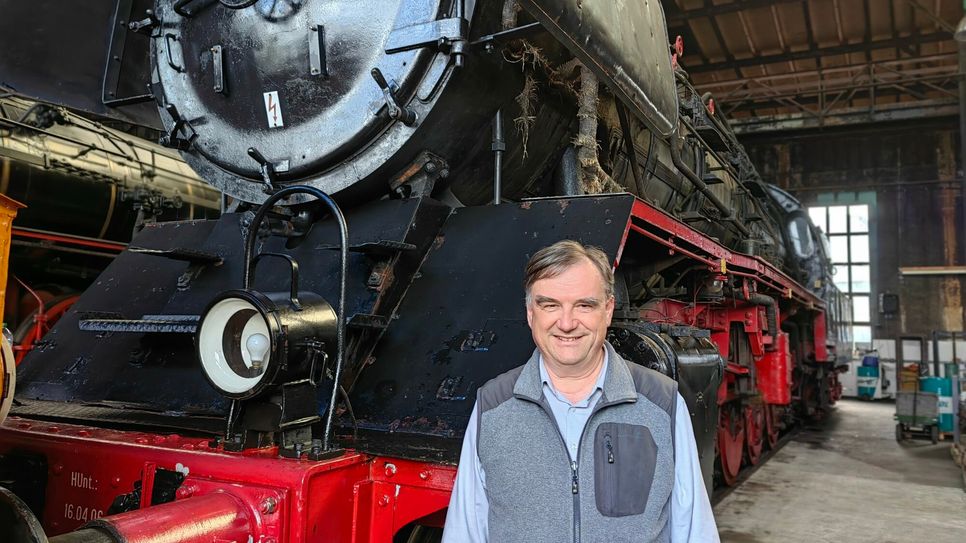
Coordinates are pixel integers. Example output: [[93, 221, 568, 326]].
[[684, 31, 953, 74], [665, 0, 803, 24]]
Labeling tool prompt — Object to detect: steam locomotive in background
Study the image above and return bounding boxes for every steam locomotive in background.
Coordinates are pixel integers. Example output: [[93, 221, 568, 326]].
[[0, 1, 849, 541]]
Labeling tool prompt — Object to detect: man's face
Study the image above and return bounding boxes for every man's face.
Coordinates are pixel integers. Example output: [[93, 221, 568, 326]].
[[526, 258, 614, 370]]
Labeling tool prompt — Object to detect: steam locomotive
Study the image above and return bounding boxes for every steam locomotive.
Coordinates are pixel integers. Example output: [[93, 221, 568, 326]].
[[0, 1, 849, 541]]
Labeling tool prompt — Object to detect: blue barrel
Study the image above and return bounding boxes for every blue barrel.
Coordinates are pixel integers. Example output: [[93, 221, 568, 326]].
[[857, 366, 879, 399], [920, 377, 954, 432]]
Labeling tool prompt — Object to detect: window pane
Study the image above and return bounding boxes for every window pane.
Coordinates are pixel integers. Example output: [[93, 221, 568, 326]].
[[851, 265, 871, 293], [832, 266, 849, 290], [852, 295, 871, 322], [850, 235, 869, 263], [808, 207, 827, 232], [849, 205, 869, 233], [788, 217, 815, 258], [854, 325, 872, 346], [828, 206, 848, 233], [830, 236, 849, 263]]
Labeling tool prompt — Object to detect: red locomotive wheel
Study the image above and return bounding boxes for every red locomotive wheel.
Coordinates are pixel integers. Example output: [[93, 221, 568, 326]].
[[745, 405, 764, 465], [717, 408, 745, 486], [764, 404, 781, 448]]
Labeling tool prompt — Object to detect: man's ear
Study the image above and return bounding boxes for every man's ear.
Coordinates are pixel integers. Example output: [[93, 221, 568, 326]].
[[526, 302, 533, 327], [604, 296, 615, 325]]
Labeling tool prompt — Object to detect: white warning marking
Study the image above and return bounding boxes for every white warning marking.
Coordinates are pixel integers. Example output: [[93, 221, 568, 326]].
[[263, 91, 284, 128]]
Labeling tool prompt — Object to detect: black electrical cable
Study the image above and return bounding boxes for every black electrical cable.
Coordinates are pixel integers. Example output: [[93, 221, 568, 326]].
[[242, 185, 349, 452], [339, 385, 358, 441]]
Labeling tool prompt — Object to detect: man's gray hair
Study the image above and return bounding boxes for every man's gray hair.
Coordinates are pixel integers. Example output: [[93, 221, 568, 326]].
[[524, 240, 615, 304]]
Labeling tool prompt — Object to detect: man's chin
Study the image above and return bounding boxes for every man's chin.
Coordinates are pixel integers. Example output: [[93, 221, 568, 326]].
[[547, 350, 590, 367]]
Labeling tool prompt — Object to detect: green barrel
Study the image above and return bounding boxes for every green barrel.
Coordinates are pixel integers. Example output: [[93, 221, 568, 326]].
[[920, 377, 954, 432]]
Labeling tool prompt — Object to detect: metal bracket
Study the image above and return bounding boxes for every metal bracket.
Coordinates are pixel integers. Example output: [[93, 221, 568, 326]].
[[211, 45, 227, 94], [173, 0, 219, 18], [103, 0, 156, 107], [385, 0, 468, 66], [78, 314, 200, 334], [389, 151, 448, 198], [309, 25, 328, 78], [385, 18, 467, 54]]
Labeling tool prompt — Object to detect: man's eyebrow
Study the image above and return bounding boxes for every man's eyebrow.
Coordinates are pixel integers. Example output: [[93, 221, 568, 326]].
[[576, 297, 601, 306], [533, 295, 560, 304]]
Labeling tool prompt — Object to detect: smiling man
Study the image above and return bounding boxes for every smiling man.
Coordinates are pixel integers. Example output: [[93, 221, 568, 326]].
[[442, 240, 718, 543]]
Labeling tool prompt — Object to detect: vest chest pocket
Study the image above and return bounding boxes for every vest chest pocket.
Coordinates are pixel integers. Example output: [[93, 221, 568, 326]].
[[594, 422, 657, 517]]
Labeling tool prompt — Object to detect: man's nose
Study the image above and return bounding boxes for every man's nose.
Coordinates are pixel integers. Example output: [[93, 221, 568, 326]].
[[557, 307, 578, 331]]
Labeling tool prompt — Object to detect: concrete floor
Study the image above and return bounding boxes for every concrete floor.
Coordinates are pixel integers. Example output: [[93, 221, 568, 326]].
[[713, 399, 966, 543]]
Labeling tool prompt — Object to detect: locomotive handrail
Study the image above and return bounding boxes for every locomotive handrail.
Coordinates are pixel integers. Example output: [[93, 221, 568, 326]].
[[627, 197, 825, 309]]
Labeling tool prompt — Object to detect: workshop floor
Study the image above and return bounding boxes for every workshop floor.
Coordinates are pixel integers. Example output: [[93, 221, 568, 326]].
[[713, 399, 966, 543]]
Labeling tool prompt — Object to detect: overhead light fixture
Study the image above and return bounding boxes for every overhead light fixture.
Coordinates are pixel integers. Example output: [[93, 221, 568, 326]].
[[956, 2, 966, 42], [956, 16, 966, 42]]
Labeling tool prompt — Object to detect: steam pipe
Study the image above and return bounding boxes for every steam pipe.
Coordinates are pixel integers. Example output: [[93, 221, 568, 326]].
[[747, 292, 779, 339], [554, 146, 581, 196], [667, 126, 751, 237], [53, 492, 255, 543], [492, 109, 504, 205]]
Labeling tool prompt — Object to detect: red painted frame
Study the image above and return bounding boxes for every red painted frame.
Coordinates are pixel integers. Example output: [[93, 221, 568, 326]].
[[0, 418, 455, 542]]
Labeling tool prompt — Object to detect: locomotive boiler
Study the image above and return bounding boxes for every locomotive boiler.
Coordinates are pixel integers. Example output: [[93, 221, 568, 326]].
[[0, 1, 847, 541]]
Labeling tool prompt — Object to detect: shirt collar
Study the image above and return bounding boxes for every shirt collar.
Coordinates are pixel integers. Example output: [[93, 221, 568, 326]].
[[539, 347, 609, 403]]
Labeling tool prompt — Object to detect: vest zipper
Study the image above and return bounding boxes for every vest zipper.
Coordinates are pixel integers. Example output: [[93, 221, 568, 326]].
[[571, 460, 579, 494], [572, 459, 580, 543], [516, 393, 634, 543]]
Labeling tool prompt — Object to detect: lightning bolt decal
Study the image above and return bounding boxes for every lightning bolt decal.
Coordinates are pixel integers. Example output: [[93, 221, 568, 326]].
[[263, 91, 284, 128]]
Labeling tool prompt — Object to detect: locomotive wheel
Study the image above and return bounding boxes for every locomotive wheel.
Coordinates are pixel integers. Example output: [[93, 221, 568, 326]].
[[744, 405, 765, 465], [717, 407, 745, 486], [764, 404, 781, 448]]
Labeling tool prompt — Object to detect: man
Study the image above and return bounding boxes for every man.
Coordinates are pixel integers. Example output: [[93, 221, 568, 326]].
[[442, 240, 718, 542]]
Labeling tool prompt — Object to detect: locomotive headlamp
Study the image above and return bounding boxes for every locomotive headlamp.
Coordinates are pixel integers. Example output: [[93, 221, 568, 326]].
[[198, 184, 348, 453], [197, 262, 338, 400]]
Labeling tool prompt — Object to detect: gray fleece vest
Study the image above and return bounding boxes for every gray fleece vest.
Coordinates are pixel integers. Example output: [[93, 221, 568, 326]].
[[477, 342, 677, 543]]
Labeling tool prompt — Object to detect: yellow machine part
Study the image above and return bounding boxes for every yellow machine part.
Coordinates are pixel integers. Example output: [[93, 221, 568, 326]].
[[0, 193, 25, 320], [0, 193, 24, 425]]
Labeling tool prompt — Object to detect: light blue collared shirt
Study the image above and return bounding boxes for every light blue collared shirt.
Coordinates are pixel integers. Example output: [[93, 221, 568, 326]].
[[442, 348, 720, 542], [539, 351, 608, 462]]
